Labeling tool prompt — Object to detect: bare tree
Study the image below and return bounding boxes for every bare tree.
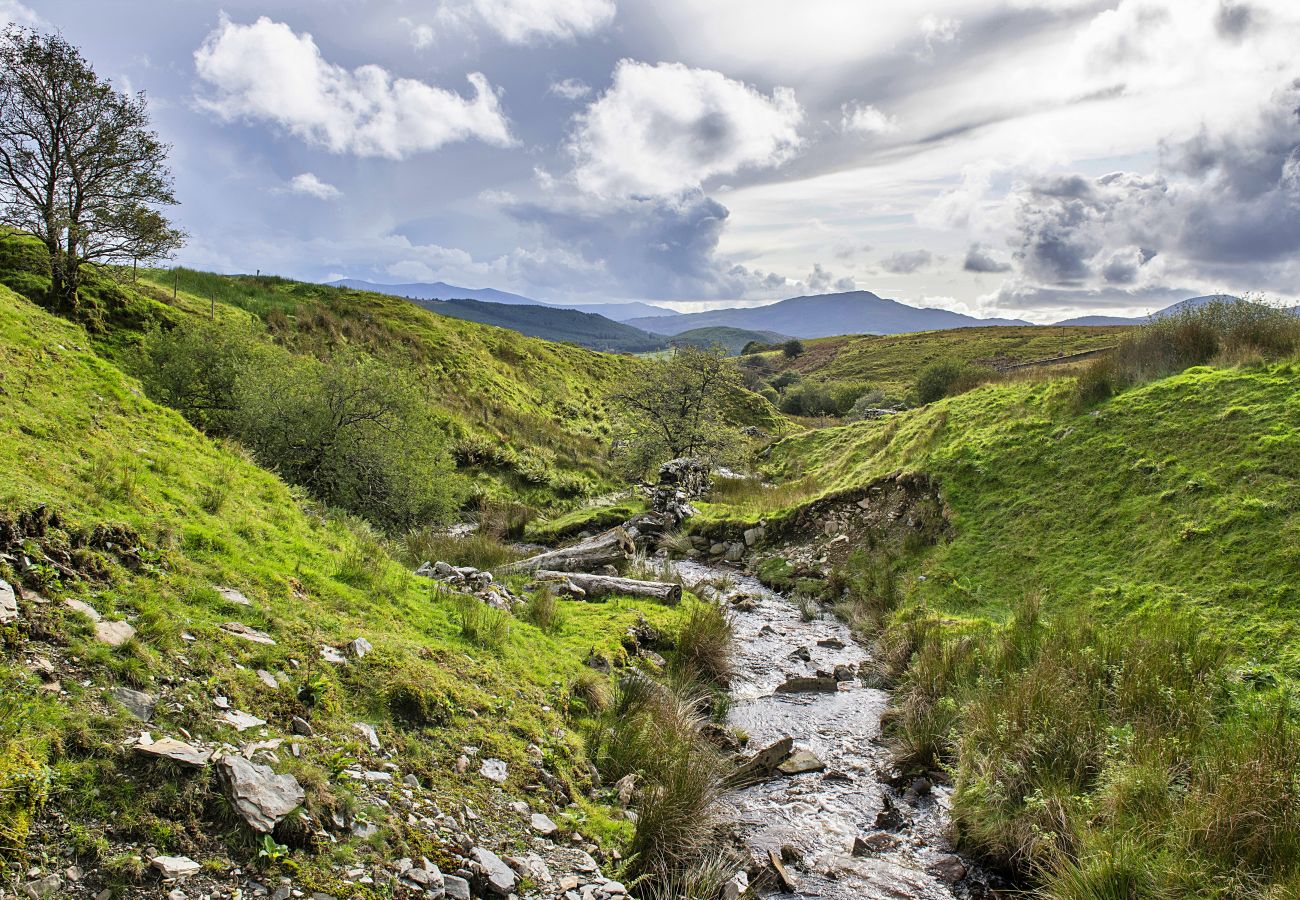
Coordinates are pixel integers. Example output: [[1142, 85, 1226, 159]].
[[0, 26, 183, 316]]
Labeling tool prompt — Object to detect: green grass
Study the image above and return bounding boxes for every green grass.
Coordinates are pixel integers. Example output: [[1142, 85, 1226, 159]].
[[523, 498, 646, 544], [750, 324, 1124, 396], [0, 283, 691, 888]]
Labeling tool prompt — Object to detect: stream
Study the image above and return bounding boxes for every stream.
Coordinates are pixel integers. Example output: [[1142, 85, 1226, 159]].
[[664, 559, 996, 900]]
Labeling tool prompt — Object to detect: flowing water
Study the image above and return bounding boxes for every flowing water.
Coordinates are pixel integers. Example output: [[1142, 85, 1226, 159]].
[[666, 559, 997, 900]]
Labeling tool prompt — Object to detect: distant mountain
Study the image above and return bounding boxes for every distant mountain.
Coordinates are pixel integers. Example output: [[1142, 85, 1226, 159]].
[[410, 297, 667, 353], [627, 291, 1030, 338], [668, 326, 792, 355], [1054, 294, 1244, 326], [329, 278, 543, 306], [564, 301, 679, 322]]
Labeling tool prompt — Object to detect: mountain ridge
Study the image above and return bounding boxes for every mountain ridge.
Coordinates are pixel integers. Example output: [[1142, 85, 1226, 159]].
[[627, 290, 1031, 338]]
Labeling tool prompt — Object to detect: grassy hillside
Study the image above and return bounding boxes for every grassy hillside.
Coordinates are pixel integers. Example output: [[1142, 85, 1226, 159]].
[[698, 343, 1300, 895], [754, 325, 1125, 395], [0, 281, 694, 894], [0, 233, 780, 512]]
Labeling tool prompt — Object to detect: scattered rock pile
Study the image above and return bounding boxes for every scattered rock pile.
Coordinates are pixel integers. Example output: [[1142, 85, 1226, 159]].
[[414, 561, 522, 610]]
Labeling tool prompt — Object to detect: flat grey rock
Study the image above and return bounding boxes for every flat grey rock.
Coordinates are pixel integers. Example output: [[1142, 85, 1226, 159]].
[[0, 578, 17, 623], [136, 737, 213, 767], [221, 622, 275, 645], [151, 855, 201, 880], [530, 812, 558, 835], [215, 586, 252, 606], [470, 846, 517, 896], [218, 755, 304, 832], [110, 686, 156, 721], [443, 874, 471, 900], [95, 620, 136, 647]]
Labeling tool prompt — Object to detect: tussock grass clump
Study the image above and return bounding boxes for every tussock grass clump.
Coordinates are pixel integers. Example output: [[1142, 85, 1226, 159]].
[[878, 595, 1300, 895], [453, 595, 511, 650], [590, 676, 731, 891], [834, 548, 902, 637], [1076, 297, 1300, 404], [522, 587, 565, 634], [670, 600, 734, 686], [568, 670, 612, 714], [400, 527, 524, 573]]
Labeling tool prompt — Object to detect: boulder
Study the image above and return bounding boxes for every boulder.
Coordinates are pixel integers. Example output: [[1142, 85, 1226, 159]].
[[480, 757, 508, 783], [95, 620, 136, 647], [731, 736, 794, 785], [218, 755, 304, 833], [743, 526, 766, 547], [215, 586, 252, 606], [136, 737, 212, 767], [220, 622, 275, 645], [443, 875, 471, 900], [0, 578, 17, 623], [930, 853, 968, 885], [530, 812, 558, 836], [151, 855, 201, 881], [110, 686, 156, 721], [470, 846, 517, 896]]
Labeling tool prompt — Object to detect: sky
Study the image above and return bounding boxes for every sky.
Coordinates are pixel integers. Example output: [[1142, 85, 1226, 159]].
[[10, 0, 1300, 321]]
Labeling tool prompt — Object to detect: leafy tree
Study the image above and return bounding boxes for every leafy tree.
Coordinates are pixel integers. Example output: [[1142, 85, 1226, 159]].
[[782, 338, 805, 359], [233, 350, 467, 530], [608, 345, 745, 476], [0, 27, 183, 316]]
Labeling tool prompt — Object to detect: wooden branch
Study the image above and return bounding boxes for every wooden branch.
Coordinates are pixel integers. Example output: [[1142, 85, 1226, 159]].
[[503, 527, 636, 574], [533, 571, 682, 605]]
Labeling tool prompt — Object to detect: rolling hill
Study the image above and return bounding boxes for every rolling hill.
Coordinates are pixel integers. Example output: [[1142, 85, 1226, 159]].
[[668, 326, 791, 355], [1054, 294, 1246, 325], [409, 296, 669, 352], [628, 290, 1029, 338], [326, 278, 678, 322]]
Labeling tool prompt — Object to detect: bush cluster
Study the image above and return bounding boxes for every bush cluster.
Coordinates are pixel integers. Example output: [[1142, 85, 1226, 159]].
[[140, 321, 467, 530]]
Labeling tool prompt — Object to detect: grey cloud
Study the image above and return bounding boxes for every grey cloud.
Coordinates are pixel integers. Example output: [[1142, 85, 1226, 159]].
[[1215, 1, 1254, 38], [834, 276, 857, 291], [506, 189, 784, 300], [880, 249, 934, 274], [805, 263, 834, 292], [963, 242, 1012, 273]]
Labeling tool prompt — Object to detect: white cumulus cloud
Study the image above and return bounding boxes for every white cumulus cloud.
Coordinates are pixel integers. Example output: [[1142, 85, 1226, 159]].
[[472, 0, 615, 44], [568, 59, 803, 197], [0, 0, 40, 27], [283, 173, 341, 200], [549, 78, 592, 100], [840, 102, 897, 137], [194, 16, 513, 159]]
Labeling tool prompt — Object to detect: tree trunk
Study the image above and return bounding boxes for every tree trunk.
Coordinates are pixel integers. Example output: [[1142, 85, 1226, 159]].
[[532, 571, 682, 605], [503, 527, 636, 574]]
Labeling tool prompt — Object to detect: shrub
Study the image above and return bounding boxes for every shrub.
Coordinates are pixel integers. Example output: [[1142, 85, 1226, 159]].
[[781, 338, 805, 358], [234, 350, 468, 531], [387, 679, 456, 728], [912, 359, 980, 405], [1076, 297, 1300, 405], [843, 388, 903, 422]]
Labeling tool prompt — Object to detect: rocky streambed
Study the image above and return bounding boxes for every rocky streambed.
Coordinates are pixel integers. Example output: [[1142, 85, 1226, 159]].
[[667, 559, 997, 900]]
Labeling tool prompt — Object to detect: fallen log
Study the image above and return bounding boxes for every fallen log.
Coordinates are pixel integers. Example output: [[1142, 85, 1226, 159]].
[[533, 571, 682, 605], [504, 527, 636, 574]]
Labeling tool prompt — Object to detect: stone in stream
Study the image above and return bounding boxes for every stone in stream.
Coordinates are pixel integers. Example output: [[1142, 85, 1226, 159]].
[[930, 853, 968, 885], [722, 870, 749, 900], [817, 637, 846, 649], [778, 749, 826, 775], [767, 848, 799, 893], [853, 832, 900, 855], [775, 675, 840, 693], [874, 795, 906, 832], [731, 736, 794, 784], [789, 646, 812, 662]]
